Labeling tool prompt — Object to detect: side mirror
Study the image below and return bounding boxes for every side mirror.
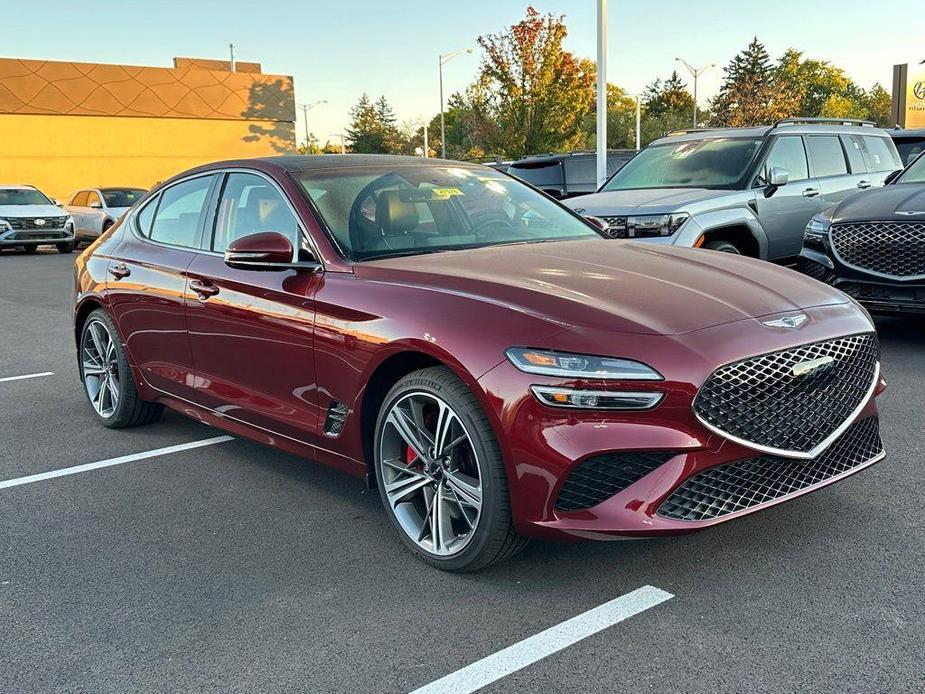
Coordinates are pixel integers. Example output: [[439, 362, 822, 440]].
[[584, 215, 610, 233], [884, 169, 903, 185], [225, 232, 296, 270], [89, 200, 102, 209], [53, 199, 63, 207], [763, 166, 789, 197]]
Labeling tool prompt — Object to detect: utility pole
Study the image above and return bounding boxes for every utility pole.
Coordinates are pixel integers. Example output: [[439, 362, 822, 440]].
[[297, 100, 327, 151], [635, 95, 641, 151], [596, 0, 608, 188], [675, 58, 716, 128], [423, 123, 429, 158], [439, 49, 473, 159], [229, 43, 236, 72]]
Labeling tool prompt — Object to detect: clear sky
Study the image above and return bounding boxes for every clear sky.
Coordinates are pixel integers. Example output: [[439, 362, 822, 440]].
[[5, 1, 922, 146]]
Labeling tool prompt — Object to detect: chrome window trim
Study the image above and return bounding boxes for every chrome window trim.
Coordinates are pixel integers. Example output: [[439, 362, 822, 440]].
[[129, 172, 216, 251]]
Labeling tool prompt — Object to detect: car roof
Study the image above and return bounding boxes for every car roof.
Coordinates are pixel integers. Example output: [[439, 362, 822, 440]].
[[509, 150, 636, 165], [249, 154, 481, 173], [654, 123, 891, 146], [890, 128, 925, 138], [0, 184, 37, 190]]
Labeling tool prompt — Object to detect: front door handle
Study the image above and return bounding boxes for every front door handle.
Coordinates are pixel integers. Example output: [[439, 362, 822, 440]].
[[189, 279, 220, 300], [857, 180, 872, 189], [107, 263, 130, 280], [802, 187, 820, 198]]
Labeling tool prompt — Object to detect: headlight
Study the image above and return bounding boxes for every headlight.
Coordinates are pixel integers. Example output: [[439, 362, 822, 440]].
[[804, 214, 831, 237], [505, 348, 663, 380], [65, 216, 75, 230], [0, 218, 10, 231], [531, 386, 663, 410], [625, 213, 688, 238]]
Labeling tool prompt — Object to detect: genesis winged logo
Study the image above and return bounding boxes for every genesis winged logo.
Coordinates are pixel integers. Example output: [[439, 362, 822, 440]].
[[792, 356, 835, 378], [761, 314, 807, 329]]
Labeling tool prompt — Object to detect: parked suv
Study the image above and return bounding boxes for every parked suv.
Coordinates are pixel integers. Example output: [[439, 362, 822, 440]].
[[507, 150, 637, 199], [0, 184, 75, 253], [889, 127, 925, 167], [800, 149, 925, 314], [65, 187, 147, 244], [565, 119, 902, 260]]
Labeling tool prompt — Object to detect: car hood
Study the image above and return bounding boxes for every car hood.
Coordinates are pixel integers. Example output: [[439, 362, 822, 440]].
[[0, 205, 68, 219], [355, 239, 848, 336], [564, 188, 738, 215], [833, 184, 925, 223]]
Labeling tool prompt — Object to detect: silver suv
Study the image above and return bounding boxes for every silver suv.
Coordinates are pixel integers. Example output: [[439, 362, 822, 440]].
[[565, 118, 903, 260]]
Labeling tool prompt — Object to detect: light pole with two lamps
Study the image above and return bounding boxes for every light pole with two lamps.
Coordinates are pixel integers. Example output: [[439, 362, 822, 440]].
[[674, 58, 715, 128]]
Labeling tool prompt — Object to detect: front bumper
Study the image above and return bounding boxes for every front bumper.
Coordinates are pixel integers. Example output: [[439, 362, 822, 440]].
[[478, 303, 884, 541], [0, 226, 75, 246], [801, 246, 925, 314]]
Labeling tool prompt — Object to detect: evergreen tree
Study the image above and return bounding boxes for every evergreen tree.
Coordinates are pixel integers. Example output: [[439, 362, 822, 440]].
[[345, 94, 404, 154], [709, 37, 788, 126]]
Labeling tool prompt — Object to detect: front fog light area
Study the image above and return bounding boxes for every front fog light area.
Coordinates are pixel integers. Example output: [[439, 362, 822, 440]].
[[531, 386, 663, 410]]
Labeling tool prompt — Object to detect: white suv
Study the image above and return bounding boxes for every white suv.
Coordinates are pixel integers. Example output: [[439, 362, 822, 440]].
[[65, 187, 147, 243], [0, 185, 75, 254]]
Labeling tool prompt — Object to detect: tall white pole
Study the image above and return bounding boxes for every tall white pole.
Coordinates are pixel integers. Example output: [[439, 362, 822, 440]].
[[596, 0, 608, 188], [439, 57, 446, 159], [229, 43, 236, 72], [635, 95, 641, 151], [423, 123, 429, 158]]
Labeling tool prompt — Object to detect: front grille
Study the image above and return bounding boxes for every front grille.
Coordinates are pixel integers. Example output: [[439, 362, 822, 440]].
[[831, 221, 925, 280], [556, 451, 674, 512], [5, 216, 67, 231], [600, 216, 628, 239], [693, 334, 879, 456], [798, 258, 833, 283], [657, 417, 883, 521]]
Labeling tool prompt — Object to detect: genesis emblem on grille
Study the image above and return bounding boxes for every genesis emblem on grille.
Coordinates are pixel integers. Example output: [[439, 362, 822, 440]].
[[761, 314, 807, 329], [792, 356, 835, 377]]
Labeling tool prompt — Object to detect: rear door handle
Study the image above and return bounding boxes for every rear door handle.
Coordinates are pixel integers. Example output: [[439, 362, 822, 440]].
[[857, 180, 872, 189], [107, 263, 130, 280], [802, 188, 820, 198], [189, 279, 220, 300]]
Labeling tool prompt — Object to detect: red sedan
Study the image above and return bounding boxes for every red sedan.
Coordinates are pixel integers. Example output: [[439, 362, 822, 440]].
[[73, 156, 885, 571]]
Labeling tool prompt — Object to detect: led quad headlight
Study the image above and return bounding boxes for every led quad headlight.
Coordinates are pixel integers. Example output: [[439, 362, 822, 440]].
[[505, 348, 662, 381]]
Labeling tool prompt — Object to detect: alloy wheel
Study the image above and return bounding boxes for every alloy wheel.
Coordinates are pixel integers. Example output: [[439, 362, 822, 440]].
[[81, 319, 121, 418], [378, 392, 483, 556]]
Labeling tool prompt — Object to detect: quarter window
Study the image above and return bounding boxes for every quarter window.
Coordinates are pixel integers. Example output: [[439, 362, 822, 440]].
[[764, 136, 808, 182], [71, 191, 89, 207], [135, 195, 158, 237], [211, 173, 300, 252], [840, 135, 867, 174], [147, 175, 213, 248], [805, 136, 848, 177], [860, 136, 902, 173]]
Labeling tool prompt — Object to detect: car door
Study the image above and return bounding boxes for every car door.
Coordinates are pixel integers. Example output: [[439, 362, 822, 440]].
[[106, 173, 216, 402], [753, 134, 823, 259], [67, 191, 90, 235], [84, 190, 106, 236], [806, 134, 859, 208], [185, 170, 325, 444]]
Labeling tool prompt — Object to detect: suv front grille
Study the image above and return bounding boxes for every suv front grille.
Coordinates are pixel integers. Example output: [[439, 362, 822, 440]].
[[556, 451, 674, 512], [5, 216, 67, 231], [831, 221, 925, 280], [657, 417, 883, 521], [693, 334, 879, 457]]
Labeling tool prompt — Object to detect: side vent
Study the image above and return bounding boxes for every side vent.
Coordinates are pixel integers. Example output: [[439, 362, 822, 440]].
[[324, 401, 349, 437]]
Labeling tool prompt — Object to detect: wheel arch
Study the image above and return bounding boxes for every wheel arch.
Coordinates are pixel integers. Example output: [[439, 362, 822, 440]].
[[700, 225, 761, 257], [683, 208, 769, 259], [74, 297, 105, 348]]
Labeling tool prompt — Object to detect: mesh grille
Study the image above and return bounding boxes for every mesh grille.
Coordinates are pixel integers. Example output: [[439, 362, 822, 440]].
[[693, 334, 879, 455], [798, 258, 833, 283], [831, 221, 925, 279], [556, 452, 674, 512], [6, 216, 67, 231], [657, 417, 882, 521]]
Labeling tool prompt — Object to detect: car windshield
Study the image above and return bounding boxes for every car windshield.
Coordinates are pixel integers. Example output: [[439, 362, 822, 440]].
[[296, 164, 601, 261], [0, 188, 53, 206], [897, 149, 925, 183], [102, 188, 146, 207], [601, 137, 763, 191]]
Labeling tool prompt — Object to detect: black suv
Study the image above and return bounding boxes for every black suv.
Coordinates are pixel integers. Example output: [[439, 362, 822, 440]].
[[801, 150, 925, 314], [507, 151, 636, 199], [890, 128, 925, 167]]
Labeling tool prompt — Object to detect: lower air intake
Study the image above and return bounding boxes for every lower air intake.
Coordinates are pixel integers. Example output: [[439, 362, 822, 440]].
[[556, 452, 674, 512]]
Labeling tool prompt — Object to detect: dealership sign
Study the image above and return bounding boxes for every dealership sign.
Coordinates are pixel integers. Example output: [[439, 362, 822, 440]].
[[893, 63, 925, 128]]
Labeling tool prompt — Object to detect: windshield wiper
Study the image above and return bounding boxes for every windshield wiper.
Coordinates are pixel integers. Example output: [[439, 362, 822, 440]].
[[359, 248, 451, 262]]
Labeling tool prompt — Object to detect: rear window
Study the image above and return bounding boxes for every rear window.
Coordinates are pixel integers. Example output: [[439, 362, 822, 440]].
[[860, 136, 902, 173], [894, 138, 925, 167], [806, 135, 848, 177], [102, 188, 146, 208], [508, 161, 564, 188]]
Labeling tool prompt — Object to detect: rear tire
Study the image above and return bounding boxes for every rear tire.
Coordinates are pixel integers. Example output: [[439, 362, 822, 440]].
[[79, 308, 164, 428], [703, 239, 741, 254], [21, 244, 37, 254], [57, 241, 75, 253], [374, 366, 527, 571]]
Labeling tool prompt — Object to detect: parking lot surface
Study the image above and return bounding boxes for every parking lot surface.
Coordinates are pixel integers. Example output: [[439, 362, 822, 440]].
[[2, 250, 923, 693]]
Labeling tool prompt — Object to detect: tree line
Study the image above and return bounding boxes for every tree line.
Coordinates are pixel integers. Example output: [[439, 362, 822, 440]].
[[305, 7, 892, 160]]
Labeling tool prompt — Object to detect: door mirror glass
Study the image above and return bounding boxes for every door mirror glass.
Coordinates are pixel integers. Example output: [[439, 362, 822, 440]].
[[767, 166, 789, 188], [224, 231, 295, 270]]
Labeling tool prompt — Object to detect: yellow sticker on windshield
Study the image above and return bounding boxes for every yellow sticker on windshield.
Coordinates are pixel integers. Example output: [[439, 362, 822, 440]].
[[432, 187, 463, 199]]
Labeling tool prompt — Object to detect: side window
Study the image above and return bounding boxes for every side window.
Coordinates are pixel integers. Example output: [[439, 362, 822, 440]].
[[148, 175, 213, 248], [135, 195, 159, 237], [211, 173, 299, 252], [86, 191, 102, 208], [805, 136, 848, 178], [841, 135, 867, 174], [71, 191, 89, 207], [860, 136, 902, 173], [563, 157, 597, 186], [763, 136, 809, 182]]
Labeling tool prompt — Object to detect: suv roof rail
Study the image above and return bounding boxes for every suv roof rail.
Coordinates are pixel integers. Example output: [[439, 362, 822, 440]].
[[664, 127, 726, 137], [772, 117, 876, 128]]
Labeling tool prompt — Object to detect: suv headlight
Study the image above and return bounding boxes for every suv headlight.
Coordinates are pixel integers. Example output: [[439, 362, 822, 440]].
[[625, 213, 688, 238], [505, 348, 663, 381], [65, 215, 75, 230], [804, 211, 833, 251], [0, 219, 10, 232]]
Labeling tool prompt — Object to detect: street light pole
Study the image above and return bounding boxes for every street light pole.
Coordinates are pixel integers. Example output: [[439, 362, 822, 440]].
[[675, 58, 716, 128], [635, 94, 641, 151], [439, 48, 473, 159], [596, 0, 607, 188], [298, 100, 327, 151], [329, 133, 346, 155]]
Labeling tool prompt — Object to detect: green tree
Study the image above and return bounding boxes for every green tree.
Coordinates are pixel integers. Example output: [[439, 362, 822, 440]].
[[345, 94, 404, 154], [643, 71, 694, 119], [710, 37, 788, 126], [862, 83, 892, 126], [469, 7, 595, 158]]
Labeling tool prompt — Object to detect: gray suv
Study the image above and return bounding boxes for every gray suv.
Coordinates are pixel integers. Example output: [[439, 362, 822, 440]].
[[565, 118, 903, 260]]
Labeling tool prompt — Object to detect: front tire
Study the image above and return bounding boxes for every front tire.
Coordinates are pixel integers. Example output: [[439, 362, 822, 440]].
[[57, 241, 75, 253], [374, 366, 526, 571], [21, 244, 37, 254], [702, 239, 741, 254], [79, 309, 164, 428]]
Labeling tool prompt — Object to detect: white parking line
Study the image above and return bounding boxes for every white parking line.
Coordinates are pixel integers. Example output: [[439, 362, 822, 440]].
[[0, 436, 234, 490], [0, 371, 54, 383], [409, 585, 674, 694]]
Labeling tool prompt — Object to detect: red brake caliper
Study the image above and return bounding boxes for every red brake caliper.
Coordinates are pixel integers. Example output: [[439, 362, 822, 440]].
[[405, 445, 417, 466]]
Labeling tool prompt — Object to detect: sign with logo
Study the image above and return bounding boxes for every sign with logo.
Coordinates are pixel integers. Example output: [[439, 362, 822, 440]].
[[894, 63, 925, 128]]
